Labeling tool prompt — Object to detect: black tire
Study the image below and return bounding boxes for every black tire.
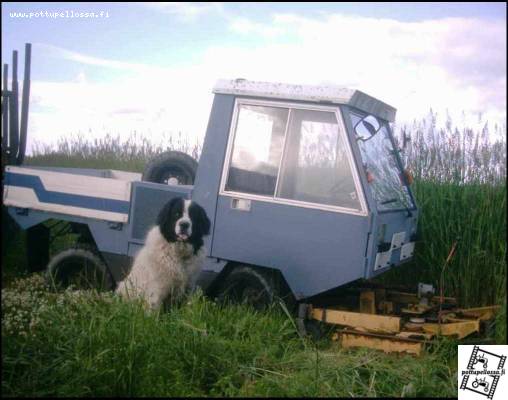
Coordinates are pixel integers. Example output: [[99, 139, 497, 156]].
[[216, 265, 296, 311], [142, 151, 198, 185], [46, 244, 114, 291]]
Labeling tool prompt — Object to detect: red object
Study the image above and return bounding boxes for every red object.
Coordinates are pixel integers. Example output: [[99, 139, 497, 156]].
[[366, 171, 374, 183], [400, 170, 413, 185]]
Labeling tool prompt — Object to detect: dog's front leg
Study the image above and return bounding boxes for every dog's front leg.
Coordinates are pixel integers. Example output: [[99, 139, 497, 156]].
[[147, 289, 164, 311]]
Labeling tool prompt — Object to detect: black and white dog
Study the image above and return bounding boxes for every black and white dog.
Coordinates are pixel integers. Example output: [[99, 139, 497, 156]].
[[116, 197, 211, 310]]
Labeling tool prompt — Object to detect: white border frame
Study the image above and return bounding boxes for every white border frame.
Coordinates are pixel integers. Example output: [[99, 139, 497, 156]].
[[219, 98, 369, 217]]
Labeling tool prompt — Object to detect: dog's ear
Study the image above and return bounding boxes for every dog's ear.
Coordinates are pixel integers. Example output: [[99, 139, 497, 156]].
[[195, 203, 211, 236], [157, 197, 182, 242], [157, 197, 180, 225]]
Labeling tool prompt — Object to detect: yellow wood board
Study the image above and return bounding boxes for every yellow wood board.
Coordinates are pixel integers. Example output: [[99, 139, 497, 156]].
[[341, 332, 423, 355], [311, 308, 401, 333], [422, 320, 479, 339], [457, 306, 500, 321]]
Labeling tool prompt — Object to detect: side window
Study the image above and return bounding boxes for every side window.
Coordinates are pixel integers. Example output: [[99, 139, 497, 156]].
[[276, 109, 362, 210], [225, 105, 289, 196]]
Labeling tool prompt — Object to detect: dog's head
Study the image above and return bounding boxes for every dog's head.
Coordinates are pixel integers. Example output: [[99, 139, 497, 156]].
[[157, 197, 211, 254]]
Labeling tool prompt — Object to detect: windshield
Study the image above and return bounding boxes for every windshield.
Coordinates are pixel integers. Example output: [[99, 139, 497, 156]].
[[349, 111, 415, 212]]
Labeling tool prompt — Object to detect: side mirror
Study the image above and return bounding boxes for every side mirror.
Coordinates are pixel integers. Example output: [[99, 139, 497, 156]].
[[354, 115, 381, 141]]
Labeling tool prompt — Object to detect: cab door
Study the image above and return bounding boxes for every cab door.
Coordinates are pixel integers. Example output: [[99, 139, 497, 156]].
[[211, 98, 372, 299]]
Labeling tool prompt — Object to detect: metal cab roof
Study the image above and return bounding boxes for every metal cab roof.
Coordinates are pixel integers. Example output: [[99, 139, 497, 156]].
[[213, 79, 397, 122]]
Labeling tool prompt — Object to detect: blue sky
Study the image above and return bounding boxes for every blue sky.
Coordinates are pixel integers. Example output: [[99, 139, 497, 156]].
[[2, 2, 506, 152]]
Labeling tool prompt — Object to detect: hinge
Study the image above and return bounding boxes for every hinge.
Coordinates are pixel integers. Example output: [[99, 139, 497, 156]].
[[108, 222, 123, 230], [15, 207, 28, 216]]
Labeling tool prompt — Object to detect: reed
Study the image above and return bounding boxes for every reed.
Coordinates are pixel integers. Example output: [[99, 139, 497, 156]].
[[381, 111, 507, 307]]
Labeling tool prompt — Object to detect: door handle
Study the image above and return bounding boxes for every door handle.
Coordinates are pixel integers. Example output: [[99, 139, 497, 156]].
[[231, 198, 251, 211]]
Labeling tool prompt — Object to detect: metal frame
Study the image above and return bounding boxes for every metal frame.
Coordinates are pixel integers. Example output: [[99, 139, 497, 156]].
[[219, 97, 369, 217], [1, 43, 31, 166]]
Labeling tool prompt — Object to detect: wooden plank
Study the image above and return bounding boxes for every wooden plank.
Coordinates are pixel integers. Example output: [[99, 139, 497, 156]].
[[386, 290, 457, 305], [340, 332, 423, 355], [378, 300, 394, 314], [456, 306, 500, 321], [311, 308, 401, 333], [396, 331, 434, 340], [359, 290, 376, 314], [422, 320, 480, 339]]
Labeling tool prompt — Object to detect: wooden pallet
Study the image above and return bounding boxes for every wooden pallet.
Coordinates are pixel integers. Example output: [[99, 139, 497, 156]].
[[304, 288, 499, 356]]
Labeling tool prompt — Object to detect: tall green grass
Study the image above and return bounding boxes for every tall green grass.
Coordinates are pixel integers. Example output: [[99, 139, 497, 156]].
[[379, 111, 507, 308], [396, 110, 506, 185], [27, 131, 201, 172], [1, 274, 459, 397]]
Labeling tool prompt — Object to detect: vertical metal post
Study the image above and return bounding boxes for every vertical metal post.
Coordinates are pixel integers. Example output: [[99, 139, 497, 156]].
[[17, 43, 31, 165], [9, 50, 19, 165], [2, 64, 8, 159]]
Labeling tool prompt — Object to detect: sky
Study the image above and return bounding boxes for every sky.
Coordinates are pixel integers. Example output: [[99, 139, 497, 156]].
[[1, 2, 506, 154]]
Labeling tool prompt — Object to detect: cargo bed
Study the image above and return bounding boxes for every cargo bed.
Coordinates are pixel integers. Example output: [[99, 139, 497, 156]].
[[3, 166, 141, 223]]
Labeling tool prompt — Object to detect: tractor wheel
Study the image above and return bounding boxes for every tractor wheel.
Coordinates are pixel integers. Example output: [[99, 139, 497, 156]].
[[46, 244, 114, 292], [142, 151, 198, 185], [215, 265, 296, 312]]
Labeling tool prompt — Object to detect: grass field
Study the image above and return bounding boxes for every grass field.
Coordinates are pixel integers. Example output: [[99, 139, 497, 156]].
[[2, 272, 462, 397], [2, 116, 506, 397]]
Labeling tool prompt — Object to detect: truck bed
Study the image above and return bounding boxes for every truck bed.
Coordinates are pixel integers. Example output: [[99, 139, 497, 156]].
[[3, 166, 140, 223]]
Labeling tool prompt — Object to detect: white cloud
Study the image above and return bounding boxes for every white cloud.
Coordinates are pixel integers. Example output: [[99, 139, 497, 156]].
[[143, 2, 224, 22], [220, 13, 505, 128], [36, 43, 166, 73], [229, 16, 286, 38], [27, 66, 216, 154], [26, 11, 506, 153]]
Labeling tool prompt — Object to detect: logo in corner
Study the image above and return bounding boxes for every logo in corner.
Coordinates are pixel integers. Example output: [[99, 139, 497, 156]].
[[459, 345, 507, 400]]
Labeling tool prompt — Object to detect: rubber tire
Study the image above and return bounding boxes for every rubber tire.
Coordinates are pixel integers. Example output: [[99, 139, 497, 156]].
[[215, 265, 297, 312], [46, 244, 114, 291], [142, 151, 198, 185]]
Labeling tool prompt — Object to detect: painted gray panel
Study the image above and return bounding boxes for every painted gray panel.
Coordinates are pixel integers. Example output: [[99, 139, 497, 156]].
[[368, 209, 419, 278], [192, 94, 235, 257], [7, 206, 132, 255], [130, 181, 192, 241], [7, 206, 50, 229], [212, 197, 369, 298], [88, 219, 130, 255]]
